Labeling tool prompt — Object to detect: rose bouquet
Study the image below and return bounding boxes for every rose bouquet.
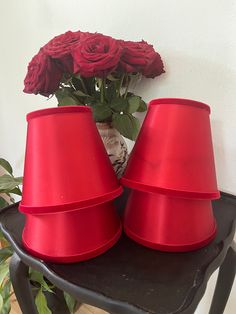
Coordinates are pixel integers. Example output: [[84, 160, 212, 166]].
[[24, 30, 164, 140]]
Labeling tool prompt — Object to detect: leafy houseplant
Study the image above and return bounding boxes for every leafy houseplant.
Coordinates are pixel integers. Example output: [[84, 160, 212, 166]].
[[0, 158, 76, 314], [0, 158, 23, 313], [23, 30, 164, 176]]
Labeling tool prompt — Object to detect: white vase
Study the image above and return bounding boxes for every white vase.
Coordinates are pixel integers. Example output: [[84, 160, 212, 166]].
[[96, 122, 128, 178]]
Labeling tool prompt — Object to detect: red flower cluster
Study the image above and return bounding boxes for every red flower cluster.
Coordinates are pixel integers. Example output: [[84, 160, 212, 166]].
[[24, 31, 164, 96]]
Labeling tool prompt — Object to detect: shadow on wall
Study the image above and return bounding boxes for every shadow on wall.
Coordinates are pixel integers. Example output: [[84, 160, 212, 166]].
[[211, 119, 225, 190]]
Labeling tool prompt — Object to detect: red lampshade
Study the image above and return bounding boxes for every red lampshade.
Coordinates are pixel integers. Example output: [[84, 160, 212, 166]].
[[20, 106, 122, 214], [121, 98, 219, 200], [123, 190, 216, 252], [22, 201, 122, 263]]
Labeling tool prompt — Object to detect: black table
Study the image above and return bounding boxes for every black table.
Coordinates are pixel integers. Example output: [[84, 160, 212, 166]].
[[0, 192, 235, 314]]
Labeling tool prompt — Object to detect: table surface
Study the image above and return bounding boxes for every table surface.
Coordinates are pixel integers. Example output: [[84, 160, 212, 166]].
[[0, 193, 236, 314]]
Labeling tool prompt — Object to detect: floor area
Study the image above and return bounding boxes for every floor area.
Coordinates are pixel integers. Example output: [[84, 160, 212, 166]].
[[10, 297, 108, 314]]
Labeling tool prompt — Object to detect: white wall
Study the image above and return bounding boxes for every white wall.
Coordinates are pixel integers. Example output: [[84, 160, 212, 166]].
[[0, 1, 236, 313], [0, 0, 236, 194], [1, 0, 236, 194]]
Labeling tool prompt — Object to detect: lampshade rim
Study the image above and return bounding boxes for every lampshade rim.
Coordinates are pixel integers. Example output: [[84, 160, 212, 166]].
[[19, 186, 123, 215], [121, 177, 220, 200], [149, 98, 211, 113], [27, 105, 91, 121], [124, 222, 217, 252], [22, 223, 122, 263]]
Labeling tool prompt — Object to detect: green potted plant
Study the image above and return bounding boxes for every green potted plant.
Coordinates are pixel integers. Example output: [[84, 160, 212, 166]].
[[0, 158, 77, 314], [23, 30, 164, 177]]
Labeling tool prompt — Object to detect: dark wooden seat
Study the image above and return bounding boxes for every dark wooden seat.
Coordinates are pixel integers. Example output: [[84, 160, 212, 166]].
[[0, 193, 235, 314]]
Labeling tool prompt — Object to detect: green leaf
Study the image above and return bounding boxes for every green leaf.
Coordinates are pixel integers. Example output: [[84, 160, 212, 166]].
[[63, 292, 77, 314], [57, 96, 80, 106], [0, 263, 9, 287], [137, 99, 147, 112], [0, 279, 11, 297], [0, 175, 22, 193], [0, 233, 9, 247], [73, 90, 91, 98], [29, 270, 54, 293], [107, 74, 120, 81], [55, 87, 74, 97], [127, 96, 141, 113], [91, 104, 112, 122], [29, 269, 43, 284], [9, 186, 22, 196], [0, 280, 11, 314], [0, 293, 3, 312], [0, 159, 13, 176], [0, 247, 13, 263], [110, 98, 128, 112], [60, 74, 73, 84], [90, 90, 100, 101], [55, 88, 81, 106], [73, 76, 95, 95], [71, 77, 84, 91], [0, 197, 10, 209], [0, 231, 5, 241], [35, 288, 52, 314], [1, 295, 11, 314], [85, 77, 96, 95], [106, 84, 117, 102], [112, 113, 140, 140]]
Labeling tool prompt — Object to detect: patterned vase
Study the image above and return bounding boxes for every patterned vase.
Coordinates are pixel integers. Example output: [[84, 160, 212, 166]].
[[96, 123, 128, 178]]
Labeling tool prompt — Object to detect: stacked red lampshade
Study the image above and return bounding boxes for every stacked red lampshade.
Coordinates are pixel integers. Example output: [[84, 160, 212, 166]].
[[121, 98, 220, 252], [20, 106, 122, 263]]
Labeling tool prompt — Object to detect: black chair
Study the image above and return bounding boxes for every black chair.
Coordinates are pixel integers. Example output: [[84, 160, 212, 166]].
[[0, 192, 235, 314]]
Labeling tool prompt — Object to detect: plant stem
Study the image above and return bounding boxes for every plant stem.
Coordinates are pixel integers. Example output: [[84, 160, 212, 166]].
[[118, 74, 125, 97], [132, 73, 142, 90], [124, 75, 131, 98], [69, 79, 76, 91], [100, 78, 105, 103], [79, 77, 88, 94]]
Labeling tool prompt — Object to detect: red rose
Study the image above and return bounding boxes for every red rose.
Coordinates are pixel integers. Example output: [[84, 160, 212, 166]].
[[23, 50, 62, 96], [73, 34, 122, 77], [120, 40, 164, 78], [42, 31, 90, 73], [43, 31, 82, 58], [142, 50, 165, 78]]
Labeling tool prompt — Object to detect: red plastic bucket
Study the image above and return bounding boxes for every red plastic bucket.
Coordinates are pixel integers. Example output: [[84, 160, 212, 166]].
[[121, 98, 219, 200], [123, 190, 216, 252], [22, 201, 122, 263], [21, 106, 122, 213]]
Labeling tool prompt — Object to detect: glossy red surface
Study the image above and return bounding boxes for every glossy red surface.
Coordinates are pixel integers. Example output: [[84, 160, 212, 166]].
[[121, 98, 219, 199], [21, 106, 121, 209], [123, 190, 217, 252], [19, 186, 122, 215], [22, 201, 122, 263]]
